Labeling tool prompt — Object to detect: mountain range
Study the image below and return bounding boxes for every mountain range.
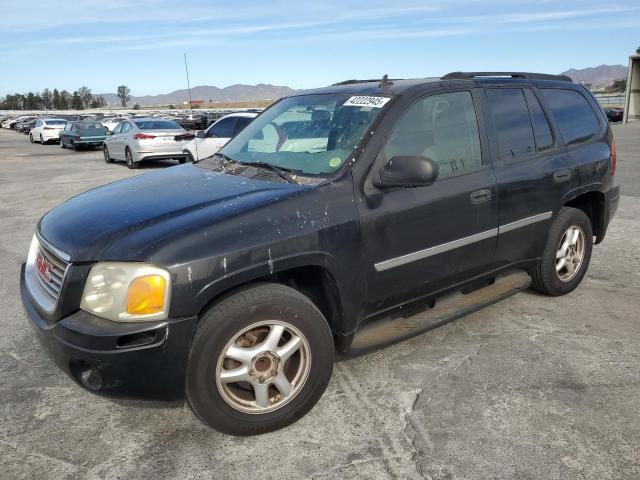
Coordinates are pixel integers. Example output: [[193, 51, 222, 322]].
[[96, 65, 629, 106], [98, 84, 298, 106], [560, 64, 628, 87]]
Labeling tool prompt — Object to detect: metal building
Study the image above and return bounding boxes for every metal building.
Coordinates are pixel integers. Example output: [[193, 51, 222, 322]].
[[623, 52, 640, 123]]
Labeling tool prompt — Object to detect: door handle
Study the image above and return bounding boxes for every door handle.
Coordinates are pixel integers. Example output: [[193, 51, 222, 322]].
[[470, 188, 493, 204], [553, 169, 572, 183]]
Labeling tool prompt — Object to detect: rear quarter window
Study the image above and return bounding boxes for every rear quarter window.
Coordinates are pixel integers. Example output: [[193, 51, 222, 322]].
[[541, 88, 599, 145]]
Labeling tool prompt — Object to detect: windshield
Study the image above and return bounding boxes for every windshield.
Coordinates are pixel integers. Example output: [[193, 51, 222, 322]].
[[135, 120, 182, 130], [217, 93, 390, 176], [45, 120, 67, 125]]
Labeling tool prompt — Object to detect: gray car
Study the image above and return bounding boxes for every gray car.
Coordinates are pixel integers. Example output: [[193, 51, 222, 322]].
[[103, 118, 188, 169]]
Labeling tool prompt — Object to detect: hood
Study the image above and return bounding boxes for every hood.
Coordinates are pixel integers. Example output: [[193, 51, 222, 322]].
[[39, 164, 303, 262]]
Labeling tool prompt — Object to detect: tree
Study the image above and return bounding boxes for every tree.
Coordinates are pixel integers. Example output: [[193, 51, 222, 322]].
[[612, 79, 627, 92], [132, 103, 140, 110], [42, 88, 52, 109], [60, 90, 71, 110], [117, 85, 130, 107], [71, 91, 84, 109], [168, 104, 176, 109], [90, 95, 107, 108], [52, 89, 64, 109], [78, 86, 93, 109]]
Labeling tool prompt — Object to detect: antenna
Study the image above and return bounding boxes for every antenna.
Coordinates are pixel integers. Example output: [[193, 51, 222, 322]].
[[183, 53, 199, 162]]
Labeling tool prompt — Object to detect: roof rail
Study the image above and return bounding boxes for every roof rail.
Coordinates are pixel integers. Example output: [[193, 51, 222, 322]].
[[332, 79, 381, 86], [441, 71, 572, 82]]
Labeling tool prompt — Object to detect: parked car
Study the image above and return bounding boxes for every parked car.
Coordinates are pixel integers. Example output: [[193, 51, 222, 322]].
[[29, 118, 67, 144], [3, 115, 30, 129], [182, 112, 257, 161], [604, 107, 623, 123], [174, 113, 208, 130], [20, 72, 619, 435], [100, 117, 126, 132], [16, 117, 38, 133], [102, 118, 187, 168], [59, 121, 109, 150]]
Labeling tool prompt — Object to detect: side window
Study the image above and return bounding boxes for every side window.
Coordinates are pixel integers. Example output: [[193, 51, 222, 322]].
[[382, 91, 482, 177], [210, 118, 237, 138], [541, 88, 599, 145], [233, 117, 252, 136], [113, 123, 122, 134], [121, 122, 132, 133], [523, 89, 553, 150], [486, 88, 535, 161]]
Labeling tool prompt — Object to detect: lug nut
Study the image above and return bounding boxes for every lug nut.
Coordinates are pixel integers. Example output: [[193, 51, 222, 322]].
[[271, 369, 277, 376], [249, 369, 254, 375], [259, 375, 265, 382]]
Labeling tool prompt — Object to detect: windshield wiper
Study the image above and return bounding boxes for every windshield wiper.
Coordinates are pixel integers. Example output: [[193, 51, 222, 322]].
[[213, 154, 299, 184], [238, 161, 300, 184]]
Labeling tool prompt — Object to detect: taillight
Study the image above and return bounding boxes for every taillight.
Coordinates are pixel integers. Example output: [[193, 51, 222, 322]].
[[134, 133, 156, 140], [76, 133, 81, 140], [610, 135, 617, 176]]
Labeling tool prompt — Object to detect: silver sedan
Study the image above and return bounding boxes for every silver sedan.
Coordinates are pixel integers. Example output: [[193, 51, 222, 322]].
[[103, 118, 188, 169]]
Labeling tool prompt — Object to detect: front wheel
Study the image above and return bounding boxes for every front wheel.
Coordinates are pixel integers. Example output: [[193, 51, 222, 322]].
[[186, 283, 335, 435], [531, 207, 593, 296], [29, 134, 34, 143], [103, 145, 113, 163]]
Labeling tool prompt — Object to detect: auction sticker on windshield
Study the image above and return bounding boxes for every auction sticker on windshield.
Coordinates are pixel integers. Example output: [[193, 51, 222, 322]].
[[343, 96, 391, 108]]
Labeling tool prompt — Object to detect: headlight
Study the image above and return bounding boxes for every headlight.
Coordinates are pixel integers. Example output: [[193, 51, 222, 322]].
[[80, 262, 171, 322]]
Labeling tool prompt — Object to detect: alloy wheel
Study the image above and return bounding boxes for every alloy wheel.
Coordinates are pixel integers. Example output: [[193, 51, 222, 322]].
[[215, 320, 311, 414], [555, 225, 585, 282]]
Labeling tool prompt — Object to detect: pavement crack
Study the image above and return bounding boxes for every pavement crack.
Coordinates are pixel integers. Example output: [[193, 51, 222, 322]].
[[305, 455, 408, 479]]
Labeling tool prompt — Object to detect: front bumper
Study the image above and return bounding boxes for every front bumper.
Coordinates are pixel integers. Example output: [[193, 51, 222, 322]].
[[20, 265, 197, 400]]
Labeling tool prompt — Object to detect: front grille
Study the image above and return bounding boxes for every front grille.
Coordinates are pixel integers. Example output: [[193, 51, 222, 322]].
[[34, 243, 68, 304]]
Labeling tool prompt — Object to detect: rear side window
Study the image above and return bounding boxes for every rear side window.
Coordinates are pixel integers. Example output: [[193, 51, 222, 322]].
[[486, 88, 535, 160], [523, 89, 553, 150], [209, 118, 237, 138], [234, 117, 252, 136], [541, 89, 599, 145]]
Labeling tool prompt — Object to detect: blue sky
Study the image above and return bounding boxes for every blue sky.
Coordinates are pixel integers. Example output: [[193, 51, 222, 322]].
[[0, 0, 638, 96]]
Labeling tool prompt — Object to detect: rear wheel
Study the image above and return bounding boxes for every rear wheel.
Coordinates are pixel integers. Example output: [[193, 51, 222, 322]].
[[531, 207, 593, 296], [40, 134, 45, 144], [60, 138, 66, 148], [186, 283, 334, 435], [125, 147, 138, 169], [103, 145, 113, 163]]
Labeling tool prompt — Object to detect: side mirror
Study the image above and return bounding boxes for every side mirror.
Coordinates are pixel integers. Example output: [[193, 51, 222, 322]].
[[373, 155, 439, 188], [196, 130, 205, 138]]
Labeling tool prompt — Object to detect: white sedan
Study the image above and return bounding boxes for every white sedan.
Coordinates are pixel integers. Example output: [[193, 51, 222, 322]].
[[182, 112, 257, 162], [29, 118, 67, 144], [103, 118, 188, 169]]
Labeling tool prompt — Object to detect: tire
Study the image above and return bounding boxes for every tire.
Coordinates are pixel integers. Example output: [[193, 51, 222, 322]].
[[40, 135, 45, 145], [103, 145, 113, 163], [60, 138, 66, 149], [29, 134, 34, 143], [125, 148, 138, 169], [181, 151, 195, 164], [531, 207, 593, 296], [186, 283, 335, 436], [71, 141, 79, 151]]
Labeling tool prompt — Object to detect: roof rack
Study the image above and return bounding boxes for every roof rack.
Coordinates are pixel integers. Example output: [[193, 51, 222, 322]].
[[441, 71, 572, 82], [332, 79, 381, 86]]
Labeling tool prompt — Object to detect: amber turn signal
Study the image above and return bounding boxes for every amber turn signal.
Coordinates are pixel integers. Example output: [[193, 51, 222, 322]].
[[126, 275, 166, 315]]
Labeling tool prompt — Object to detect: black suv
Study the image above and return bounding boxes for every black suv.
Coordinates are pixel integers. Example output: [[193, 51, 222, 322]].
[[21, 72, 620, 435]]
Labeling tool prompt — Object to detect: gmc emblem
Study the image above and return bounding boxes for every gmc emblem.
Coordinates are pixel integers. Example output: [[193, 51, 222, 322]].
[[36, 251, 52, 282]]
